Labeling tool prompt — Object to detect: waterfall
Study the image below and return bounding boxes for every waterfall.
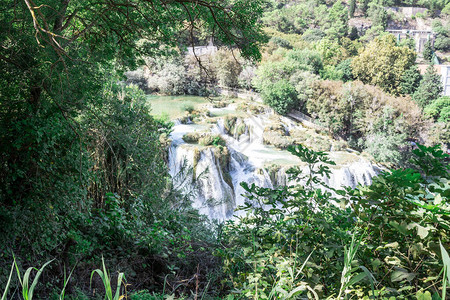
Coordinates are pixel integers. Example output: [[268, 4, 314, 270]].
[[168, 104, 382, 220]]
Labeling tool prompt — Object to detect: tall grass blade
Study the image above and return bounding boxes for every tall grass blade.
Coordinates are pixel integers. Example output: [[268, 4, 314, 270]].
[[440, 241, 450, 299], [295, 250, 314, 280], [1, 261, 15, 300], [28, 259, 54, 300], [14, 258, 53, 300], [60, 264, 76, 300], [91, 256, 125, 300], [114, 272, 125, 300]]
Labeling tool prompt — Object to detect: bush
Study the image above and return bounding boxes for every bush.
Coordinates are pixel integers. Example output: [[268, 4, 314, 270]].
[[424, 96, 450, 123], [261, 79, 297, 115], [434, 36, 450, 52], [301, 28, 326, 42], [336, 59, 354, 82], [219, 144, 450, 298], [363, 131, 407, 164], [400, 65, 422, 95], [142, 55, 187, 95], [198, 134, 225, 147], [182, 132, 201, 143], [320, 65, 344, 81], [270, 36, 293, 49], [182, 102, 195, 113]]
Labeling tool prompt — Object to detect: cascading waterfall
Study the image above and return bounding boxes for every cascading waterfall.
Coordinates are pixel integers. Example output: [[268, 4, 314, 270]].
[[168, 104, 382, 220]]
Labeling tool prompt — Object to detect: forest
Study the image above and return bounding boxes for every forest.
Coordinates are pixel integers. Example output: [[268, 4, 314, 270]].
[[0, 0, 449, 299]]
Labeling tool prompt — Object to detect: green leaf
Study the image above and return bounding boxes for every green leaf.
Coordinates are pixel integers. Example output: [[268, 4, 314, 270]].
[[416, 224, 431, 239], [440, 241, 450, 283], [390, 267, 416, 282], [1, 261, 15, 300], [384, 256, 402, 266], [416, 290, 433, 300]]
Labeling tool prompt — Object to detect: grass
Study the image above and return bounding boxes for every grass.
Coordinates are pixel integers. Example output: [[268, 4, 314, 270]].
[[90, 256, 126, 300], [146, 95, 212, 119]]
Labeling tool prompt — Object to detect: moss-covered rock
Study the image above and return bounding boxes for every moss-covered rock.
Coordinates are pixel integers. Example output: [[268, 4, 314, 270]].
[[213, 146, 231, 172], [192, 147, 201, 179], [223, 116, 237, 133], [182, 132, 202, 143], [199, 134, 226, 147], [263, 122, 292, 149]]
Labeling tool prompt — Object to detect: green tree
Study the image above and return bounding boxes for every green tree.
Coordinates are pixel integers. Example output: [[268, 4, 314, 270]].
[[0, 0, 266, 294], [413, 64, 443, 108], [336, 59, 354, 82], [327, 0, 349, 39], [349, 0, 356, 17], [349, 26, 359, 40], [368, 3, 389, 30], [213, 49, 243, 88], [423, 40, 434, 62], [352, 34, 416, 94], [260, 79, 298, 115], [400, 65, 422, 95], [424, 96, 450, 122], [361, 0, 370, 16]]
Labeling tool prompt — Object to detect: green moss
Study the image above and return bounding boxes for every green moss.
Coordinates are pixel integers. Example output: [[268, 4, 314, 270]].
[[223, 116, 237, 133], [182, 132, 201, 143], [213, 146, 230, 172], [192, 147, 201, 180], [235, 123, 247, 136]]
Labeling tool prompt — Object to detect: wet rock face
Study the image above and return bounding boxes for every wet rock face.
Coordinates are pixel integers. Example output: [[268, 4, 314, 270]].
[[169, 103, 381, 221]]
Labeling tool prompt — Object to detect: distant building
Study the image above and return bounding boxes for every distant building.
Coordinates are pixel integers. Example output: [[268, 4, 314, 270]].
[[386, 29, 434, 53], [440, 65, 450, 96], [186, 38, 217, 56]]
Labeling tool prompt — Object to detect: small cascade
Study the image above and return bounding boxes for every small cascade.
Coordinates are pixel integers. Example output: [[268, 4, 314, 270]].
[[168, 104, 382, 220], [169, 143, 235, 220]]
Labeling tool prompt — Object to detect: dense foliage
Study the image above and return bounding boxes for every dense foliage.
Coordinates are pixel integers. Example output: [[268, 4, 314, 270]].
[[1, 0, 450, 298], [0, 0, 265, 297], [219, 144, 450, 299]]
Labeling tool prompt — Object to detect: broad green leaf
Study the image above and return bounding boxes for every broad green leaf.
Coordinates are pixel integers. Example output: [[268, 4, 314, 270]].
[[416, 290, 432, 300], [385, 256, 402, 266], [391, 267, 416, 282], [440, 241, 450, 283]]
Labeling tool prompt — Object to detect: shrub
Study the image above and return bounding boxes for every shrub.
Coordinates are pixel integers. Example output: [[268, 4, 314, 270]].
[[434, 36, 450, 52], [182, 132, 201, 143], [320, 65, 344, 81], [424, 96, 450, 123], [270, 36, 293, 49], [363, 131, 407, 164], [413, 64, 443, 108], [302, 28, 326, 42], [400, 65, 422, 95], [261, 79, 297, 115], [336, 59, 354, 82], [198, 134, 225, 147], [182, 102, 195, 113]]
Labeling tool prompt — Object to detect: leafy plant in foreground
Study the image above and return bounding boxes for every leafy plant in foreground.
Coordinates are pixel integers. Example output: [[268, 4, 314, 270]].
[[219, 145, 356, 298], [91, 257, 126, 300], [14, 258, 54, 300], [1, 261, 14, 300]]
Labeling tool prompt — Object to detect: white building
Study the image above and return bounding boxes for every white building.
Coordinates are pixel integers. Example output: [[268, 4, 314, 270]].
[[186, 38, 217, 56], [441, 65, 450, 96]]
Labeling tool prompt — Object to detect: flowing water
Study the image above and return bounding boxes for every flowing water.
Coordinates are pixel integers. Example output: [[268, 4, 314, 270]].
[[167, 102, 381, 220]]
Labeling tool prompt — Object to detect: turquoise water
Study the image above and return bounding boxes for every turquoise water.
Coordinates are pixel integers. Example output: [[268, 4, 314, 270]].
[[146, 95, 212, 118]]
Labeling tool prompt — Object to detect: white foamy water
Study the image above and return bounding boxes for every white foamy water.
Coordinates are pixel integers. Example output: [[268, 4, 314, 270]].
[[168, 104, 381, 220]]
